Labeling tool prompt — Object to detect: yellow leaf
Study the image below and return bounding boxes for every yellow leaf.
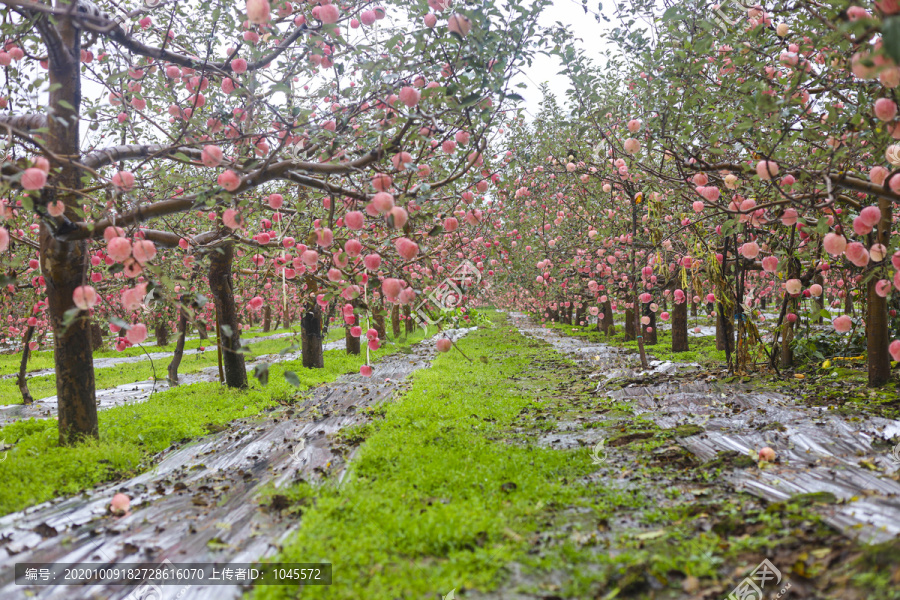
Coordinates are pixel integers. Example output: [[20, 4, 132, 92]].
[[634, 529, 666, 540]]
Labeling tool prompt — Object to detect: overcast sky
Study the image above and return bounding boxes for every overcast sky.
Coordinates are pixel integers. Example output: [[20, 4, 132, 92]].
[[513, 0, 612, 118]]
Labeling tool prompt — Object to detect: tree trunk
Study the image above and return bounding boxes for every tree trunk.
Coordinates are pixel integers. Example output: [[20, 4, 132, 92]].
[[155, 319, 169, 347], [844, 287, 854, 315], [691, 300, 698, 317], [780, 318, 794, 369], [575, 303, 585, 326], [810, 273, 825, 325], [345, 302, 360, 355], [215, 314, 225, 383], [301, 303, 325, 368], [716, 304, 734, 355], [643, 304, 657, 345], [403, 305, 414, 334], [208, 243, 247, 388], [90, 323, 104, 351], [18, 325, 35, 405], [600, 299, 615, 335], [41, 14, 97, 444], [373, 306, 387, 339], [391, 304, 401, 339], [629, 193, 648, 370], [780, 297, 797, 369], [345, 320, 360, 355], [624, 308, 635, 341], [196, 319, 209, 340], [263, 305, 271, 332], [868, 197, 893, 386], [672, 299, 689, 352], [548, 307, 558, 322], [167, 306, 189, 385], [778, 256, 801, 369]]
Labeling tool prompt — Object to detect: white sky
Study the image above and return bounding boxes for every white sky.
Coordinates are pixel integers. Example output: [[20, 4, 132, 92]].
[[514, 0, 612, 118]]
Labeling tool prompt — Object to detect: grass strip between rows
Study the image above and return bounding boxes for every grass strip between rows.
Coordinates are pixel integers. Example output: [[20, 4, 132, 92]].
[[0, 329, 425, 516], [0, 327, 345, 406], [253, 315, 598, 599]]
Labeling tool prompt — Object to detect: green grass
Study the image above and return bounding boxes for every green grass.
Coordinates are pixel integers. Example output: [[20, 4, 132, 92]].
[[0, 325, 331, 375], [252, 316, 599, 600], [0, 328, 425, 516], [251, 313, 900, 599], [0, 326, 349, 405]]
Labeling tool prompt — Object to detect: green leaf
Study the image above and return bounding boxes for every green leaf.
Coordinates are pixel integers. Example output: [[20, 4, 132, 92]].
[[279, 344, 300, 356], [62, 307, 81, 328], [720, 219, 736, 237], [220, 324, 233, 337], [284, 370, 300, 387], [253, 363, 269, 386], [885, 16, 900, 65], [110, 317, 130, 329], [661, 6, 681, 21], [459, 93, 482, 108]]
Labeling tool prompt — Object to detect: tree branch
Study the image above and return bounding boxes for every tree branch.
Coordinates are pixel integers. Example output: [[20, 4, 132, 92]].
[[0, 113, 48, 132], [688, 161, 898, 204]]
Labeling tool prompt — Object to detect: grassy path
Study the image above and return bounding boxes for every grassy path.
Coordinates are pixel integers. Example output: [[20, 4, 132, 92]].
[[252, 312, 898, 600]]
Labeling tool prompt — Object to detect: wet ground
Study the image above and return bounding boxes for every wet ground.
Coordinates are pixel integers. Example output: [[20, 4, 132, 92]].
[[0, 328, 474, 600], [1, 332, 298, 381], [508, 312, 900, 545], [3, 313, 897, 599], [0, 336, 340, 428]]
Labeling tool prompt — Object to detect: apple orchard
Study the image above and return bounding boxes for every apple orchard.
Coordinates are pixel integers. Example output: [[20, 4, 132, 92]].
[[1, 0, 900, 450]]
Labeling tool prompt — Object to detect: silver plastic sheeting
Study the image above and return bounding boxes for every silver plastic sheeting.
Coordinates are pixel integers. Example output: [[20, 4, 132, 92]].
[[0, 337, 345, 427], [508, 312, 900, 545], [0, 328, 474, 600]]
